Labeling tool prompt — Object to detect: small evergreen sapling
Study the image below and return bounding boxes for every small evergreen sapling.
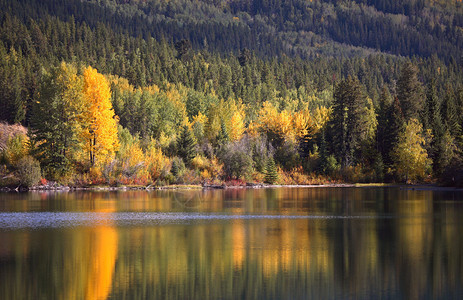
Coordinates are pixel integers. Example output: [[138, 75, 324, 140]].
[[265, 158, 278, 184]]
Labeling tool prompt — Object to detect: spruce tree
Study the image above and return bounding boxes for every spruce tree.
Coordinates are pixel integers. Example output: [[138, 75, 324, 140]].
[[329, 77, 368, 168], [376, 87, 392, 160], [265, 158, 278, 184], [176, 125, 196, 166], [397, 62, 424, 121], [424, 79, 444, 174], [216, 120, 230, 147], [441, 87, 461, 138]]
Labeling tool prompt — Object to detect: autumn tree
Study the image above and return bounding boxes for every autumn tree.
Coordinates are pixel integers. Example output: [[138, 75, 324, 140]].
[[392, 119, 430, 182], [82, 66, 119, 166]]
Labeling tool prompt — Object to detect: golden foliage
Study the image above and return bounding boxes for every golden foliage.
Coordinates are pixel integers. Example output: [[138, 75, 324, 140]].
[[393, 119, 431, 182], [229, 110, 245, 141], [254, 102, 317, 142], [82, 66, 120, 165], [146, 142, 170, 181], [312, 106, 331, 131]]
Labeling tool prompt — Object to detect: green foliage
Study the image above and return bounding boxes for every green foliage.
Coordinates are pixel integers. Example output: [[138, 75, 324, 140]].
[[397, 62, 424, 121], [30, 62, 85, 178], [2, 133, 28, 167], [176, 125, 197, 166], [0, 0, 462, 185], [274, 140, 300, 171], [329, 77, 368, 168], [216, 121, 230, 146], [170, 157, 186, 182], [321, 155, 340, 177], [251, 135, 273, 173], [16, 155, 41, 187], [219, 140, 253, 180], [264, 158, 278, 184]]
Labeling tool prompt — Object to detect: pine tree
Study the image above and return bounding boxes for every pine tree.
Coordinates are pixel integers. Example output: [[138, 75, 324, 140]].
[[376, 87, 392, 162], [216, 120, 230, 146], [329, 77, 368, 168], [397, 62, 424, 121], [424, 79, 444, 174], [264, 157, 278, 184], [441, 87, 461, 138], [176, 125, 197, 166]]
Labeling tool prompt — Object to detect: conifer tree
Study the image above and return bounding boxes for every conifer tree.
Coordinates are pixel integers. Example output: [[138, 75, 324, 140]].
[[264, 157, 278, 184], [376, 87, 392, 162], [176, 125, 196, 166], [216, 120, 230, 147], [329, 77, 368, 168], [441, 87, 461, 138], [424, 79, 444, 174], [397, 62, 424, 121]]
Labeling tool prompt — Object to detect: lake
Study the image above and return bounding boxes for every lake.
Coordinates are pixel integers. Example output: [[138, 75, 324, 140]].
[[0, 187, 462, 299]]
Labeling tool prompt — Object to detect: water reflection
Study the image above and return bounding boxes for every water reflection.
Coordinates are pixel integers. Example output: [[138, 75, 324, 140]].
[[0, 188, 462, 299]]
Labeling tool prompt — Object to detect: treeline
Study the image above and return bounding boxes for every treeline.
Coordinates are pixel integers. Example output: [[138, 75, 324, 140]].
[[1, 10, 462, 125], [1, 58, 463, 187], [1, 0, 462, 61], [1, 0, 463, 187]]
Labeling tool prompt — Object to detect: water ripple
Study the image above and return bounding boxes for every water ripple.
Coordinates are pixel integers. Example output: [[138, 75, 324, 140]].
[[0, 212, 383, 229]]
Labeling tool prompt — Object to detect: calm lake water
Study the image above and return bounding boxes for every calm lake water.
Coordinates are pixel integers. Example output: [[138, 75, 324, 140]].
[[0, 187, 463, 299]]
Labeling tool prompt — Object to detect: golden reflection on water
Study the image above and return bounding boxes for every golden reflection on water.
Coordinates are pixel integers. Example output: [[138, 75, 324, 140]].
[[0, 188, 463, 299]]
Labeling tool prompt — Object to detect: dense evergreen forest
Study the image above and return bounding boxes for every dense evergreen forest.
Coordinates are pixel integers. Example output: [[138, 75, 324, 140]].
[[0, 0, 462, 187]]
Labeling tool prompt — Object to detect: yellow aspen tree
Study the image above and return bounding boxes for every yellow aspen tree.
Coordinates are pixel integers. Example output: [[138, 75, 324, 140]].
[[229, 110, 245, 141], [82, 66, 119, 165], [312, 106, 331, 131], [255, 101, 294, 143], [393, 119, 431, 182], [292, 109, 315, 140]]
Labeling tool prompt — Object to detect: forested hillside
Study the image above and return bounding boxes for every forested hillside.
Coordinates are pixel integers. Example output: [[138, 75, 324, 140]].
[[0, 0, 462, 187]]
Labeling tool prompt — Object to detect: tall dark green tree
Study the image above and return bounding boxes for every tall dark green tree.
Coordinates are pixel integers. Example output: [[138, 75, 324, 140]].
[[397, 62, 424, 121], [376, 87, 393, 163], [424, 79, 445, 174], [441, 87, 461, 139], [0, 46, 27, 124], [176, 125, 197, 166], [329, 77, 368, 168]]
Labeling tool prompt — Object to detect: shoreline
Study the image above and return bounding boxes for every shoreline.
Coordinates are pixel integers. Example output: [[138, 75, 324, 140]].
[[1, 183, 462, 193]]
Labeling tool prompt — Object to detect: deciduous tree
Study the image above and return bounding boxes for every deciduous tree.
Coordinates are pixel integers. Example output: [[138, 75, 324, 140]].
[[82, 66, 119, 166], [392, 119, 430, 182]]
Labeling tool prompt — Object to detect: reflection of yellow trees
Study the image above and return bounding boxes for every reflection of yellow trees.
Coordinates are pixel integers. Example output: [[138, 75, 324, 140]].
[[84, 225, 118, 300], [232, 220, 245, 269], [3, 189, 463, 299], [396, 191, 433, 300], [0, 224, 120, 300]]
